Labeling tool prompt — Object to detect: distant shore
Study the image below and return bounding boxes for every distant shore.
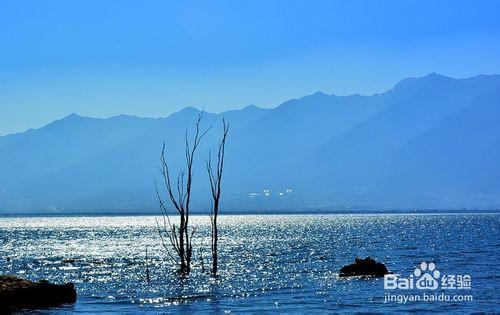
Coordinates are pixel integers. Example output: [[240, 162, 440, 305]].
[[0, 209, 498, 217]]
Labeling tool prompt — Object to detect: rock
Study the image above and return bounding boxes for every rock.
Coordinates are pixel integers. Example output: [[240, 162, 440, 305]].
[[339, 257, 390, 277], [0, 275, 76, 311]]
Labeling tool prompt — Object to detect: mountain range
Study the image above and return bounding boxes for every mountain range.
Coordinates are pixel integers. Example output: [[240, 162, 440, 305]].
[[1, 73, 499, 213]]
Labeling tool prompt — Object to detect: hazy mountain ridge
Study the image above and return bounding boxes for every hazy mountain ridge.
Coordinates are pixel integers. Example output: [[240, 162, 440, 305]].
[[298, 73, 500, 187], [1, 73, 499, 213], [388, 91, 500, 194], [0, 113, 165, 188]]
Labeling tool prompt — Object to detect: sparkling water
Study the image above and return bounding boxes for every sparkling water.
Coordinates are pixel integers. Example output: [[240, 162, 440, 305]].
[[0, 214, 498, 312]]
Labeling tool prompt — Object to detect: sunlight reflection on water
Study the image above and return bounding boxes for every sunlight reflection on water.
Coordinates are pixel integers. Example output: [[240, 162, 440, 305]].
[[0, 214, 498, 312]]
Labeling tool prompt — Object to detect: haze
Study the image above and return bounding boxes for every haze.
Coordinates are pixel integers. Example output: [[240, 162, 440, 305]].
[[1, 0, 500, 136]]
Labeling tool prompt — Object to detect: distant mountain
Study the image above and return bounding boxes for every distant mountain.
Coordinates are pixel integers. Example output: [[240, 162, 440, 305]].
[[0, 114, 163, 188], [292, 73, 500, 209], [300, 74, 500, 182], [0, 73, 499, 213], [0, 106, 269, 212], [385, 91, 500, 208], [224, 91, 394, 191]]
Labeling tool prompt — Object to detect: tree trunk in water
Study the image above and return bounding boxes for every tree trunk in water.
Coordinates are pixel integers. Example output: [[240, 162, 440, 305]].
[[212, 214, 218, 275], [179, 214, 186, 274], [207, 119, 228, 277]]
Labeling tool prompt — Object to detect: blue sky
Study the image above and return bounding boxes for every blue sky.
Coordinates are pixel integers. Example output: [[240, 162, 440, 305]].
[[1, 0, 500, 135]]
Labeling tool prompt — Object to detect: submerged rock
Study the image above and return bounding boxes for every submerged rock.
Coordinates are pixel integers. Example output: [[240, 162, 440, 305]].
[[339, 257, 389, 277], [0, 275, 76, 311]]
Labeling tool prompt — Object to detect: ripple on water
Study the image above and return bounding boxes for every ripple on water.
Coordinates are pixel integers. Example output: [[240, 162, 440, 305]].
[[0, 214, 499, 312]]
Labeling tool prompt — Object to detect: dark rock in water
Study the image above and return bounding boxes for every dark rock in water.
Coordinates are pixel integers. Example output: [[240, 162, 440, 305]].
[[339, 257, 389, 277], [0, 275, 76, 311]]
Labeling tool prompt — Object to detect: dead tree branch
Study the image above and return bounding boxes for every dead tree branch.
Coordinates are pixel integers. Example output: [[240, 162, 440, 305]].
[[206, 119, 229, 276], [156, 111, 211, 275]]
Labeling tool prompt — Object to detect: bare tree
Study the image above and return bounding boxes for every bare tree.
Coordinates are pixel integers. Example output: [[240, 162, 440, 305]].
[[156, 112, 210, 275], [207, 119, 229, 276]]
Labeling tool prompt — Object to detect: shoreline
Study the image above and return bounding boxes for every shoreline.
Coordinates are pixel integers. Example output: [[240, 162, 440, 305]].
[[0, 209, 498, 218]]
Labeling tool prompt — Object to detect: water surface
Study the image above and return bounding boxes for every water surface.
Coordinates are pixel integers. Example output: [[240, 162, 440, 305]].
[[0, 214, 498, 312]]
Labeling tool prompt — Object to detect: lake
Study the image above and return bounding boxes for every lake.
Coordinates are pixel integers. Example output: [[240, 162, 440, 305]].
[[0, 213, 498, 313]]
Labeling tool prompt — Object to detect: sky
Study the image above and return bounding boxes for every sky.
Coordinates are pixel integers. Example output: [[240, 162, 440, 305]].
[[1, 0, 500, 136]]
